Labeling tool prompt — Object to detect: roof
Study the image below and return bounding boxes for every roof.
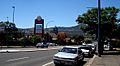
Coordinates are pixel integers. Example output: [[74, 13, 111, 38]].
[[63, 46, 81, 48]]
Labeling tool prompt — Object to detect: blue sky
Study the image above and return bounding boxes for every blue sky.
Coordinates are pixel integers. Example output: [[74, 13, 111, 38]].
[[0, 0, 120, 28]]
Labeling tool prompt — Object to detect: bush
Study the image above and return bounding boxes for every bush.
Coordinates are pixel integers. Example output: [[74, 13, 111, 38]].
[[84, 38, 92, 44], [111, 39, 120, 48], [19, 37, 33, 47], [30, 35, 42, 45]]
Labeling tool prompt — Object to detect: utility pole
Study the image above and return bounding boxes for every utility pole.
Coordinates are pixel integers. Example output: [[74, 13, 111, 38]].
[[98, 0, 102, 57]]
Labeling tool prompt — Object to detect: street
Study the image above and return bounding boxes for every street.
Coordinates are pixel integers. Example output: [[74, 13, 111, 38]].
[[0, 48, 92, 66], [0, 49, 57, 66]]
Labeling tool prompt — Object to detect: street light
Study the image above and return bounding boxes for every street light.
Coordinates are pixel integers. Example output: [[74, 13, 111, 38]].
[[45, 20, 54, 34], [12, 6, 15, 23], [46, 20, 54, 29]]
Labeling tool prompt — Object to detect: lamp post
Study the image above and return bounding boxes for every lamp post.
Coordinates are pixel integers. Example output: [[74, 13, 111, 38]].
[[12, 6, 15, 23], [45, 21, 54, 42], [46, 21, 54, 32], [46, 21, 54, 29]]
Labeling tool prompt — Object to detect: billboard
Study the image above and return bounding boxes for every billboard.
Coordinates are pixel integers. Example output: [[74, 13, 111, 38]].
[[35, 24, 42, 33], [34, 16, 44, 36]]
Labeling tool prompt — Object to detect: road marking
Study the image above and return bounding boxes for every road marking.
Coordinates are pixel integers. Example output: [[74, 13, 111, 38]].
[[85, 55, 96, 66], [6, 57, 29, 62], [42, 61, 53, 66]]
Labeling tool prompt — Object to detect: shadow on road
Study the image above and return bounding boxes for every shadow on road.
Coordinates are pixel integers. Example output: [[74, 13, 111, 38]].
[[55, 61, 87, 66]]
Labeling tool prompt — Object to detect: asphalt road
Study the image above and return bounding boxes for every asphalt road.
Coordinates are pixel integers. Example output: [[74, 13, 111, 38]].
[[46, 58, 90, 66], [0, 48, 91, 66], [0, 49, 57, 66]]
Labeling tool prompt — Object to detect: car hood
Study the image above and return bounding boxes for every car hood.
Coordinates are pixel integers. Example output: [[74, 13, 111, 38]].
[[54, 52, 77, 59], [81, 49, 89, 52]]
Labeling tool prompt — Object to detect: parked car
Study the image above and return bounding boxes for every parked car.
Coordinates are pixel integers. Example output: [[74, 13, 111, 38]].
[[86, 44, 96, 53], [47, 42, 57, 46], [53, 46, 84, 66], [36, 42, 48, 48], [79, 45, 93, 57]]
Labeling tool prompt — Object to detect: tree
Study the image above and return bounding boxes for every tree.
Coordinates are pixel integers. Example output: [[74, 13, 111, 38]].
[[76, 7, 120, 40], [113, 24, 120, 39], [57, 32, 67, 45], [19, 37, 33, 47], [44, 33, 52, 42], [0, 21, 21, 46], [31, 35, 42, 45]]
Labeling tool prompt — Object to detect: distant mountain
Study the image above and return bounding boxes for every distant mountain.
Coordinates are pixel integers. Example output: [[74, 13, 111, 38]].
[[46, 24, 85, 36], [19, 24, 85, 37]]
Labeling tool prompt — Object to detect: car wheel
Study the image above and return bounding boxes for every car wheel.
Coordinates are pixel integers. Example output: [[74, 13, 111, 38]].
[[80, 54, 84, 61], [76, 59, 82, 65]]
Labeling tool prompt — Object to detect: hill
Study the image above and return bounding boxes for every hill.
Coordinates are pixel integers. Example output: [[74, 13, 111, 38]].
[[19, 24, 84, 37]]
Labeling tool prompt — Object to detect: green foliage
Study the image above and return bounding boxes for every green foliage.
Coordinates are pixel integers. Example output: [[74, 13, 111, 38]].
[[31, 35, 42, 45], [111, 39, 120, 48], [84, 38, 92, 44], [112, 24, 120, 39], [19, 37, 33, 47], [76, 7, 120, 39], [44, 33, 52, 42], [0, 21, 24, 46]]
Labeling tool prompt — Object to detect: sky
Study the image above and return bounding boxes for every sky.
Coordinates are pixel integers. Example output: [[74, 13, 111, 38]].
[[0, 0, 120, 28]]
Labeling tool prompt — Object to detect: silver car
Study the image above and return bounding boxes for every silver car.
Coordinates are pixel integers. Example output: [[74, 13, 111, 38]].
[[80, 45, 93, 57], [36, 42, 48, 48], [53, 46, 84, 66]]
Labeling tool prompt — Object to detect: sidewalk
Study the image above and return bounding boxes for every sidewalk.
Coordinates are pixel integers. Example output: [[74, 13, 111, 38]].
[[0, 46, 62, 53], [86, 51, 120, 66]]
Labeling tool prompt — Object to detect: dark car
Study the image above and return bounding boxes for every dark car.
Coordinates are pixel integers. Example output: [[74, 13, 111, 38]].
[[86, 44, 96, 53]]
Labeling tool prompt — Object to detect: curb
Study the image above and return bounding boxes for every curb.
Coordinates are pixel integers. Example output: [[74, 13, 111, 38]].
[[0, 47, 60, 53], [84, 55, 96, 66], [0, 50, 21, 53]]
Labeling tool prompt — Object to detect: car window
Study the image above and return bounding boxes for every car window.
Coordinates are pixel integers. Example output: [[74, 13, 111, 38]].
[[78, 49, 82, 54], [61, 47, 77, 54]]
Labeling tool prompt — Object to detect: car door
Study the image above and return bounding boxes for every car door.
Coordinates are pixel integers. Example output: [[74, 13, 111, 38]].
[[78, 48, 84, 61]]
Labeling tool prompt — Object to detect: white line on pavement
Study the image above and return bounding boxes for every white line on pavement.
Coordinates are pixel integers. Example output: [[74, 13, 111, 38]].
[[85, 55, 96, 66], [42, 61, 53, 66], [6, 57, 29, 62]]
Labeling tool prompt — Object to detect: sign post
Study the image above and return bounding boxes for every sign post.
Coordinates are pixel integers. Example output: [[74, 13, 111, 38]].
[[34, 16, 44, 38]]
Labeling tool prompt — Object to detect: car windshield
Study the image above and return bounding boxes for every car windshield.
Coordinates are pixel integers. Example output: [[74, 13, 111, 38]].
[[60, 47, 77, 54], [37, 42, 43, 44]]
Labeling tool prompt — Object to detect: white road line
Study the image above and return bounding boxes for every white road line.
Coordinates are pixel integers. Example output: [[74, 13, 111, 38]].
[[42, 61, 53, 66], [85, 55, 96, 66], [6, 57, 29, 62]]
